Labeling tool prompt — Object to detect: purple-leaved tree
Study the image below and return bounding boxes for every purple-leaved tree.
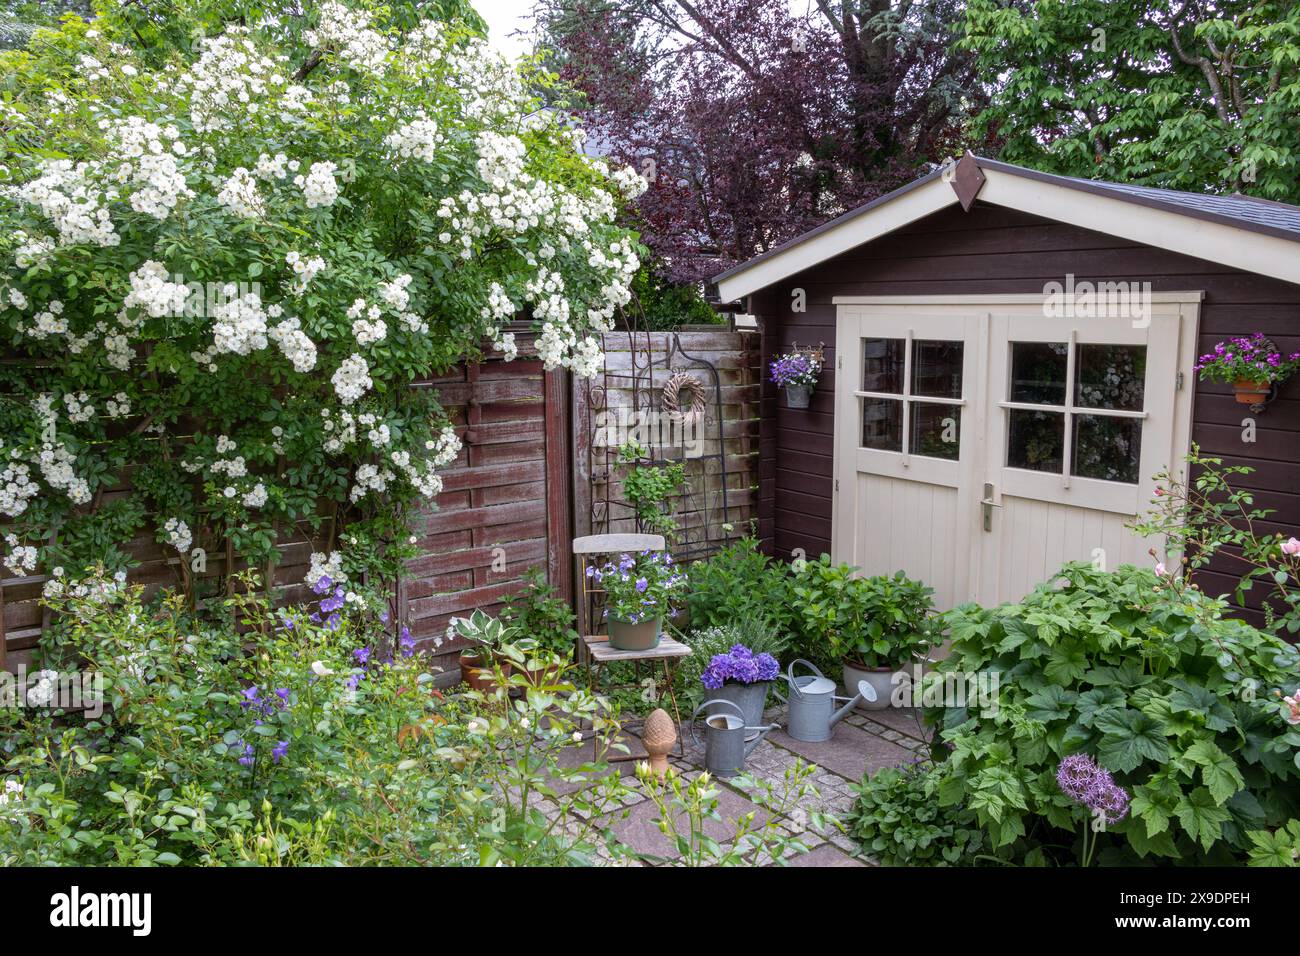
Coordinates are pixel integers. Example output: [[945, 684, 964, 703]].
[[534, 0, 985, 284]]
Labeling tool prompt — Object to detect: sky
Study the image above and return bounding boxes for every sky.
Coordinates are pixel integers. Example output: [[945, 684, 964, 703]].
[[475, 0, 537, 60], [475, 0, 815, 60]]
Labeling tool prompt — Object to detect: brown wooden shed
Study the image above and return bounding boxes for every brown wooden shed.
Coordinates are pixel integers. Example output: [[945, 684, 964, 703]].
[[714, 153, 1300, 618]]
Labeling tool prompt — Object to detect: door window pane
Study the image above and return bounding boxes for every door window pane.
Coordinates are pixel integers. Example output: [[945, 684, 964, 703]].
[[910, 403, 960, 460], [861, 397, 902, 451], [862, 338, 904, 394], [1073, 415, 1141, 483], [1007, 408, 1064, 473], [1075, 344, 1146, 412], [1009, 342, 1068, 405], [912, 340, 963, 398]]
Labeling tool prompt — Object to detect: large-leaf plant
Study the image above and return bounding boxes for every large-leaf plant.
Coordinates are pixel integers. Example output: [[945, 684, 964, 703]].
[[931, 562, 1300, 863]]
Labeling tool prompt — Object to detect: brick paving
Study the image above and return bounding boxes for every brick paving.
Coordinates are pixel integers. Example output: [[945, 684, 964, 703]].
[[525, 700, 932, 867]]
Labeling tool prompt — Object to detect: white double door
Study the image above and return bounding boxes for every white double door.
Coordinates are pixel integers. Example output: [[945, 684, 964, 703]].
[[831, 296, 1200, 610]]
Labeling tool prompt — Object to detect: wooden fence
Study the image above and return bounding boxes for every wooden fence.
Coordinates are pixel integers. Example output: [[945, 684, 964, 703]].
[[1, 326, 762, 678]]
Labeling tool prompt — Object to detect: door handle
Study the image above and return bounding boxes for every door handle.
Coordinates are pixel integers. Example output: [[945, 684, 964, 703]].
[[980, 482, 1001, 532]]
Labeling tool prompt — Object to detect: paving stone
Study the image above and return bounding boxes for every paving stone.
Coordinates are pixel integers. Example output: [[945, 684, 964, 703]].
[[786, 843, 866, 867], [605, 783, 772, 862], [768, 722, 916, 782], [543, 734, 643, 796], [860, 707, 933, 742]]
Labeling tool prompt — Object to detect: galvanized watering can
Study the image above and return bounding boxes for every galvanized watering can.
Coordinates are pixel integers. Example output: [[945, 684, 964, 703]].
[[776, 659, 876, 743], [689, 699, 778, 778]]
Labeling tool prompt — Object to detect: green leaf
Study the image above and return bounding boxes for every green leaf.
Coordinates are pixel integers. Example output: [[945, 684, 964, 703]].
[[1024, 684, 1075, 722], [1174, 787, 1231, 852], [1096, 710, 1171, 773], [1183, 739, 1244, 804], [1044, 644, 1088, 685]]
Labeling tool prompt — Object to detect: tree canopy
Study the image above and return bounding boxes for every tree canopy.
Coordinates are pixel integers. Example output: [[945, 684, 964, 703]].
[[534, 0, 984, 283], [961, 0, 1300, 202]]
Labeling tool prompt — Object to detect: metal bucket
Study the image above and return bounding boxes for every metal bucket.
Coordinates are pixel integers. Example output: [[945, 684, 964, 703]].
[[705, 680, 771, 738], [690, 699, 777, 778]]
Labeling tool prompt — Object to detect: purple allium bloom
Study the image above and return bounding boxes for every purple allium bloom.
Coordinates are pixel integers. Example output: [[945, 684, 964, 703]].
[[1056, 753, 1130, 824], [354, 646, 371, 665], [271, 740, 289, 764]]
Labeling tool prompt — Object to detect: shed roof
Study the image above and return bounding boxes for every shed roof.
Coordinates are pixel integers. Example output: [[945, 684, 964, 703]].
[[712, 153, 1300, 302]]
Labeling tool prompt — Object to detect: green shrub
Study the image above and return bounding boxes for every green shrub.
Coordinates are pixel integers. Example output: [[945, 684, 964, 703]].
[[0, 572, 628, 865], [791, 558, 935, 670], [686, 537, 799, 637], [931, 562, 1300, 865], [847, 762, 986, 865], [499, 566, 579, 660]]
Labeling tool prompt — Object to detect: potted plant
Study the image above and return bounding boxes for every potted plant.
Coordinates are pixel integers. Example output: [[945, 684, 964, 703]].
[[1195, 333, 1300, 405], [451, 609, 517, 692], [499, 567, 579, 685], [701, 642, 781, 730], [589, 550, 687, 650], [770, 348, 823, 408], [792, 559, 934, 710]]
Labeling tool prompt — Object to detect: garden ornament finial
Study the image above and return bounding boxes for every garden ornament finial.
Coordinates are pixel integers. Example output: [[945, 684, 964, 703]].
[[642, 708, 677, 777]]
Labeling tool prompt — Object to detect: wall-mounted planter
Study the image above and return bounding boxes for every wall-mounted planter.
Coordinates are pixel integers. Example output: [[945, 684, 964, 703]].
[[786, 385, 811, 408], [1232, 379, 1272, 406]]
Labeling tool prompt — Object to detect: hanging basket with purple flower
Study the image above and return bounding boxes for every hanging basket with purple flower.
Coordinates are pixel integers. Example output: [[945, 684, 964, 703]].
[[1195, 333, 1300, 406], [770, 347, 823, 408], [588, 550, 687, 650]]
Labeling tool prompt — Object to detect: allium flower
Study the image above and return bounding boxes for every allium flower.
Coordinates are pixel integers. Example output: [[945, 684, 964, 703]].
[[1056, 753, 1130, 824]]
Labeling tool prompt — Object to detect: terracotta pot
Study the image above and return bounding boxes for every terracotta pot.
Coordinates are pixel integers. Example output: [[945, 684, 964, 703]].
[[458, 652, 512, 692], [518, 660, 566, 687], [608, 615, 663, 651], [1233, 379, 1271, 405]]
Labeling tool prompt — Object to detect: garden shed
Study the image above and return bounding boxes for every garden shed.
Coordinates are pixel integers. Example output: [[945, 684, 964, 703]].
[[715, 153, 1300, 617]]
